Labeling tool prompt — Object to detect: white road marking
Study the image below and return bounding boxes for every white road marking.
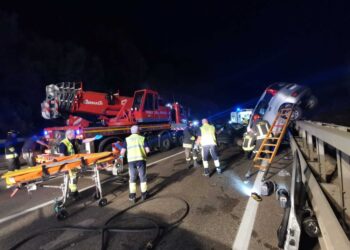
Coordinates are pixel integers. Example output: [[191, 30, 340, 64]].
[[0, 150, 184, 224], [232, 170, 264, 250]]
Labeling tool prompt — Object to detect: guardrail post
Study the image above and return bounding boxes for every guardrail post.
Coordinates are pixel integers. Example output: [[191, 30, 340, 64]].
[[307, 132, 314, 159], [316, 138, 326, 181], [337, 150, 350, 225], [336, 150, 346, 223], [299, 129, 306, 147]]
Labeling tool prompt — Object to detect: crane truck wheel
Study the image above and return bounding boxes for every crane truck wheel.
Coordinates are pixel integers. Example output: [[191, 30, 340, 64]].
[[160, 133, 171, 152], [98, 137, 121, 152]]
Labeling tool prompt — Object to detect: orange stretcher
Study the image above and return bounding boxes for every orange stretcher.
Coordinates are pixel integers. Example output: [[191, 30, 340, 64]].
[[2, 152, 115, 186], [1, 152, 119, 220]]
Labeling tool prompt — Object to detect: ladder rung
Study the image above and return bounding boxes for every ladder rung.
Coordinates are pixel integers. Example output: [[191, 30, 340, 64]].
[[255, 157, 271, 160], [261, 150, 274, 154], [264, 144, 277, 146], [267, 137, 280, 140], [254, 165, 268, 169], [280, 108, 292, 112]]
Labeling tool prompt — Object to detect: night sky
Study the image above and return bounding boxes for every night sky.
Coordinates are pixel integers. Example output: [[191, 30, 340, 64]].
[[0, 1, 350, 135]]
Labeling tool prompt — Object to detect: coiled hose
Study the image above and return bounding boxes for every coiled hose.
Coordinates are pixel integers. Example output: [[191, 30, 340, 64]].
[[9, 196, 190, 250]]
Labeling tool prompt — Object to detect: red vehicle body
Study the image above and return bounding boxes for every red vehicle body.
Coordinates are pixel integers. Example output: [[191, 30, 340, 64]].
[[41, 82, 188, 155]]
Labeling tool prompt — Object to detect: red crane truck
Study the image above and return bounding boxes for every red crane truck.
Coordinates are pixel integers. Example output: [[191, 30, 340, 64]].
[[40, 82, 188, 158]]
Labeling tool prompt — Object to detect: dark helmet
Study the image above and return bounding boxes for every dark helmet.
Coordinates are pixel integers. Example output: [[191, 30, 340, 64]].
[[7, 130, 18, 139], [7, 130, 18, 136]]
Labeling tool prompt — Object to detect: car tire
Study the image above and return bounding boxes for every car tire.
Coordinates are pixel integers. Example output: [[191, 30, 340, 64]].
[[291, 105, 303, 121]]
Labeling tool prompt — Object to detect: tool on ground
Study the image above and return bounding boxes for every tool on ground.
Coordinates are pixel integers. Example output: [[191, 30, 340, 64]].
[[261, 180, 276, 196], [251, 192, 262, 202], [276, 188, 289, 208]]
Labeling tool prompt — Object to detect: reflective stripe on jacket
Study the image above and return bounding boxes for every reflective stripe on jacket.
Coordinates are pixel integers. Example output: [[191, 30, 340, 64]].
[[200, 124, 217, 146], [5, 141, 19, 159], [256, 121, 270, 140], [61, 138, 75, 155], [126, 134, 147, 162], [5, 152, 19, 159], [183, 143, 193, 149], [242, 134, 255, 152]]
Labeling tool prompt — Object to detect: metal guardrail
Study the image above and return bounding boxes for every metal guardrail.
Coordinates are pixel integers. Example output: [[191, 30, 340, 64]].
[[291, 121, 350, 249]]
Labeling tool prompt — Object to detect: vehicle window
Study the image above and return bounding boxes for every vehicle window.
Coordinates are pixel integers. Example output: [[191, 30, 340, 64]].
[[133, 92, 144, 110], [262, 92, 273, 104], [255, 100, 269, 116], [269, 82, 286, 90], [158, 98, 164, 107], [144, 93, 154, 111]]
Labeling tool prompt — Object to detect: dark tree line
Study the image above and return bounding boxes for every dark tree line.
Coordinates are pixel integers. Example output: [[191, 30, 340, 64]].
[[0, 11, 109, 136]]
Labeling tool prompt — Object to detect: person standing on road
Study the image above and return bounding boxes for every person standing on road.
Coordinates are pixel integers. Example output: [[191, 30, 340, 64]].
[[197, 118, 221, 176], [59, 129, 82, 198], [120, 125, 150, 203], [5, 130, 21, 171], [251, 114, 270, 156], [22, 134, 49, 166], [182, 121, 199, 168]]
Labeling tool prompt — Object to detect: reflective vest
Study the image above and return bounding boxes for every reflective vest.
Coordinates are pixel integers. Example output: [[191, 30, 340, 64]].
[[5, 139, 19, 159], [126, 134, 147, 162], [200, 124, 216, 146], [5, 146, 18, 159], [61, 138, 75, 155], [256, 121, 270, 140], [242, 133, 255, 152]]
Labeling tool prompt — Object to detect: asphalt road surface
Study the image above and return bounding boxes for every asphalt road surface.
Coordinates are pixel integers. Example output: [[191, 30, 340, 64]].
[[0, 146, 293, 250]]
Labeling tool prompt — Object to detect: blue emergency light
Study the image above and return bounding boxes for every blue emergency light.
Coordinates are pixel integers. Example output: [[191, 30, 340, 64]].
[[192, 120, 199, 126]]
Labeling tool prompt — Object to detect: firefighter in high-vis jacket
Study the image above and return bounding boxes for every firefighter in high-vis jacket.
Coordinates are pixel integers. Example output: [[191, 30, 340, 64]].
[[197, 118, 221, 176], [120, 125, 150, 203], [5, 130, 21, 171], [253, 117, 270, 154], [243, 115, 271, 179], [242, 114, 270, 159], [242, 132, 256, 159], [182, 122, 199, 168], [59, 129, 81, 198]]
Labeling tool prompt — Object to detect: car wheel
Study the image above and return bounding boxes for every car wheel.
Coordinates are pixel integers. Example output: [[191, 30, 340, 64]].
[[291, 106, 303, 120]]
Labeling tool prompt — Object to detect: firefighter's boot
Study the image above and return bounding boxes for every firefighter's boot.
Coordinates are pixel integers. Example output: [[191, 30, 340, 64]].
[[141, 192, 148, 201], [203, 168, 210, 177], [193, 160, 200, 168], [129, 193, 136, 203]]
